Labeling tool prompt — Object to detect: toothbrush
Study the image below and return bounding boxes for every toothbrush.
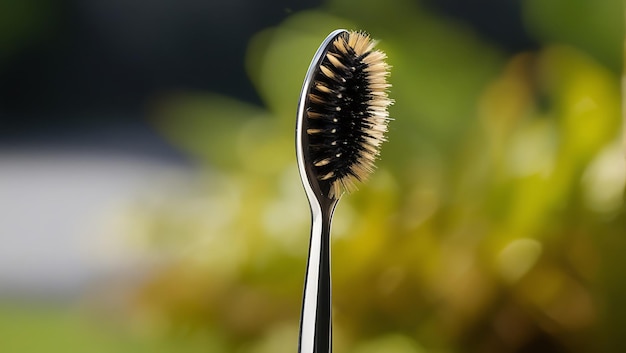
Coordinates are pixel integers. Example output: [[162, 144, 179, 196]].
[[295, 29, 392, 353]]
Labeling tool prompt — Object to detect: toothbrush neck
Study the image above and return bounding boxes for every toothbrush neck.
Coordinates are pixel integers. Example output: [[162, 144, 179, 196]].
[[299, 197, 338, 353]]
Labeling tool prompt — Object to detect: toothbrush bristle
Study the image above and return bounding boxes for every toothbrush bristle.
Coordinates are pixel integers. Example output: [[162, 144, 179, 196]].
[[305, 31, 392, 198]]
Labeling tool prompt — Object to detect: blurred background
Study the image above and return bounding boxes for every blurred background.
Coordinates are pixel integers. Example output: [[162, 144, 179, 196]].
[[1, 0, 624, 352]]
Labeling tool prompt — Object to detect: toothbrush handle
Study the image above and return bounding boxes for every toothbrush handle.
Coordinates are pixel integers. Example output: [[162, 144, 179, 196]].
[[299, 209, 333, 353]]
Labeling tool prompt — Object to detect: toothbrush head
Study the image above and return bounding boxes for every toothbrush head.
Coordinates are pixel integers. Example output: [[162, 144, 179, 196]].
[[296, 30, 392, 200]]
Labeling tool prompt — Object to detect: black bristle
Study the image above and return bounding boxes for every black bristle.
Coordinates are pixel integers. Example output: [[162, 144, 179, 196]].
[[304, 31, 392, 198]]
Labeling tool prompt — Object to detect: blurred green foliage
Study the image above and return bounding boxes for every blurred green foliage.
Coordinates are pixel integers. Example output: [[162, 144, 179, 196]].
[[0, 0, 57, 63], [131, 0, 625, 352], [0, 304, 227, 353], [523, 0, 623, 71], [6, 0, 620, 352]]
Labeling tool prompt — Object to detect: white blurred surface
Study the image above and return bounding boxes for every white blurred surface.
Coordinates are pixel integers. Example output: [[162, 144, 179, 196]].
[[0, 149, 193, 299]]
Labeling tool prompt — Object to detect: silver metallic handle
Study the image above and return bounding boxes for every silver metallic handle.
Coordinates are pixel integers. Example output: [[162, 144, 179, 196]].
[[296, 29, 347, 353], [298, 201, 337, 353]]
